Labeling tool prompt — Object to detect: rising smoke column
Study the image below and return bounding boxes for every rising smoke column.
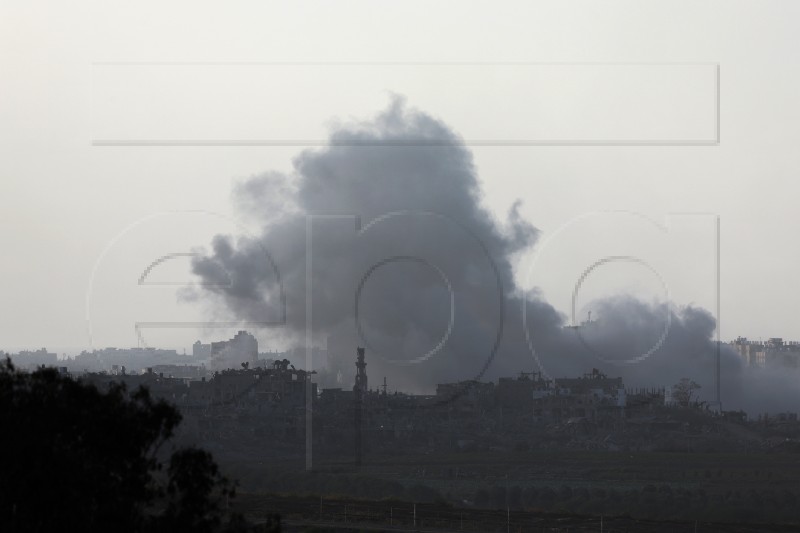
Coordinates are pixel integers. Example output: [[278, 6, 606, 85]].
[[185, 97, 788, 412], [186, 96, 546, 392]]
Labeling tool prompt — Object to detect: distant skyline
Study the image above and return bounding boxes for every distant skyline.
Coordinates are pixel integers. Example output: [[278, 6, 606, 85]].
[[3, 2, 800, 352]]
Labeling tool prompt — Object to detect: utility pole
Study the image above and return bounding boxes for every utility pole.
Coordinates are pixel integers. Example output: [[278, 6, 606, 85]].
[[506, 473, 510, 533], [715, 215, 722, 412]]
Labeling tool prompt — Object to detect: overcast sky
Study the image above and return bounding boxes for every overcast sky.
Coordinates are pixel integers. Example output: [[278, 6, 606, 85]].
[[1, 1, 798, 354]]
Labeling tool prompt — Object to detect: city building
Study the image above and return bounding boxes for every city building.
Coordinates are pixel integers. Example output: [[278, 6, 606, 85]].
[[210, 330, 258, 370], [731, 337, 800, 368]]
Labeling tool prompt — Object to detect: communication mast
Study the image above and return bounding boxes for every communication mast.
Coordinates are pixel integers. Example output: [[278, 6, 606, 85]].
[[353, 347, 367, 467]]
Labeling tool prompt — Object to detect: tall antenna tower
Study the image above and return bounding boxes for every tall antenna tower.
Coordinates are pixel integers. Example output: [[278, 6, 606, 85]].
[[353, 347, 367, 467], [354, 347, 368, 393]]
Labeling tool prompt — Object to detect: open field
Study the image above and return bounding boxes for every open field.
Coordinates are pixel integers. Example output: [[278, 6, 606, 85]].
[[222, 450, 800, 526], [233, 493, 800, 533]]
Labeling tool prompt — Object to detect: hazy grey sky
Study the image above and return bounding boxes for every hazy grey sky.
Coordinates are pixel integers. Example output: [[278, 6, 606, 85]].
[[1, 1, 798, 353]]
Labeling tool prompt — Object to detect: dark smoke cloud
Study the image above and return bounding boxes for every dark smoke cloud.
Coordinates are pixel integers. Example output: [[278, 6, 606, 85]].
[[184, 97, 798, 413]]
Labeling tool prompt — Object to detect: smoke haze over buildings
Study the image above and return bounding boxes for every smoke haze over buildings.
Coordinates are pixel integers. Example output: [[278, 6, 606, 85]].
[[185, 98, 797, 414]]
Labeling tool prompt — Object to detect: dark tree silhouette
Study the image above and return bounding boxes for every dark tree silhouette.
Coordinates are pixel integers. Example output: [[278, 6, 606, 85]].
[[672, 377, 701, 407], [0, 358, 260, 533]]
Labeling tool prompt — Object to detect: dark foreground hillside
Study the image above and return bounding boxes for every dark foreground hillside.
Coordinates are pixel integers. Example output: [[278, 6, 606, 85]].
[[220, 449, 800, 528], [233, 493, 800, 533]]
